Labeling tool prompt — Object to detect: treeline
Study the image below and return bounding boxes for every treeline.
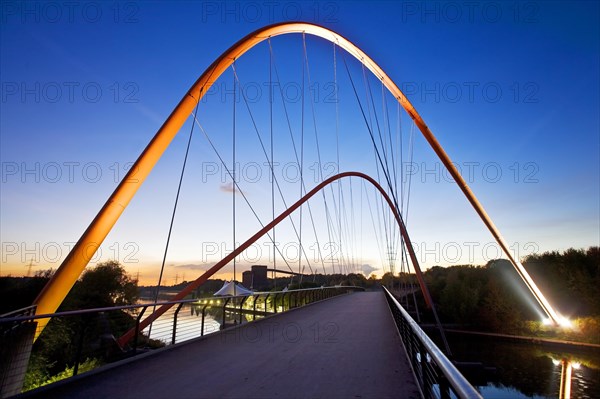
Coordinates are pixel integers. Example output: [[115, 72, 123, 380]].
[[139, 272, 379, 299], [418, 247, 599, 337]]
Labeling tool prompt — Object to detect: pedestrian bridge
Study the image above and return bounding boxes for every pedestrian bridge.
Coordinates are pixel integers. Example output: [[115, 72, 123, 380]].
[[12, 289, 480, 398]]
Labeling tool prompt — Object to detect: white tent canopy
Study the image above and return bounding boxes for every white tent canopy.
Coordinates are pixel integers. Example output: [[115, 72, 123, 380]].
[[213, 281, 253, 296]]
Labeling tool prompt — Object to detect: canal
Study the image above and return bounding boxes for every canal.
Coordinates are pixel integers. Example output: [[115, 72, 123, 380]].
[[442, 331, 600, 398]]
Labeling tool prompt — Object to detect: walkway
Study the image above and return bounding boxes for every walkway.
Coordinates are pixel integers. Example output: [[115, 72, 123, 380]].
[[21, 291, 420, 399]]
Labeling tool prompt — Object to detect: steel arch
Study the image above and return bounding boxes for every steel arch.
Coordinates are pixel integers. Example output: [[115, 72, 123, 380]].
[[33, 22, 560, 341]]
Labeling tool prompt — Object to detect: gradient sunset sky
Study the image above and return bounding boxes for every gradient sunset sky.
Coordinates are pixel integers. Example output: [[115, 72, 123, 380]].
[[1, 1, 598, 285]]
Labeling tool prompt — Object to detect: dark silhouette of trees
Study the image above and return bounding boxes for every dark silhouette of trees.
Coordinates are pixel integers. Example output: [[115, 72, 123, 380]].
[[524, 247, 600, 315], [63, 260, 138, 310], [420, 247, 599, 335], [11, 261, 140, 391]]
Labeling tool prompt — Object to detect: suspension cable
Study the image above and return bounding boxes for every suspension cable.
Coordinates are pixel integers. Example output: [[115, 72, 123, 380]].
[[232, 62, 237, 294], [268, 38, 276, 289], [299, 32, 306, 280], [149, 94, 200, 338], [303, 33, 333, 276], [268, 40, 334, 276], [192, 115, 297, 274], [231, 63, 315, 275]]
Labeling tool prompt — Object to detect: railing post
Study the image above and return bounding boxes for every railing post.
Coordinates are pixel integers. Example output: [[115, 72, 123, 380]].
[[239, 296, 248, 324], [134, 306, 148, 354], [222, 298, 230, 327], [439, 375, 451, 399], [172, 303, 184, 345], [72, 318, 86, 376], [201, 305, 208, 336], [420, 342, 431, 398], [264, 294, 270, 313], [253, 295, 258, 320]]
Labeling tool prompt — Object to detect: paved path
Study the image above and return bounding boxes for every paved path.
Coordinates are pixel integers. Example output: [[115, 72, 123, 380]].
[[22, 291, 420, 399]]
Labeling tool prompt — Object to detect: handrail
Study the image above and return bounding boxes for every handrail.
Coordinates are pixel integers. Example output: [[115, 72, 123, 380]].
[[0, 299, 197, 324], [0, 305, 37, 319], [382, 286, 482, 399], [196, 285, 365, 303], [0, 286, 364, 325]]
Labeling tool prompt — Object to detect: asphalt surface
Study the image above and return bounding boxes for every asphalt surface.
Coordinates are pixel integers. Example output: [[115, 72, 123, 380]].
[[21, 291, 420, 399]]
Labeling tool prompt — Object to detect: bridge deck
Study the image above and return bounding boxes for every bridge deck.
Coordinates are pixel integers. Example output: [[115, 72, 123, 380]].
[[23, 291, 420, 399]]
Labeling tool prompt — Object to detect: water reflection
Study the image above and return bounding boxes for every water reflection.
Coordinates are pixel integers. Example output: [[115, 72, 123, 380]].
[[441, 333, 600, 398], [557, 359, 573, 399], [141, 302, 221, 344]]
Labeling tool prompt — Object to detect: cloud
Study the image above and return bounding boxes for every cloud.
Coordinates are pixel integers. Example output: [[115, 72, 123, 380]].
[[220, 182, 235, 193], [173, 263, 209, 272], [219, 182, 246, 195], [361, 264, 378, 276]]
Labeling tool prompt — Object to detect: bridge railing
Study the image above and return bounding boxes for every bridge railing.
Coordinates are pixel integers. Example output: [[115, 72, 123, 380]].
[[382, 286, 482, 399], [0, 286, 362, 396]]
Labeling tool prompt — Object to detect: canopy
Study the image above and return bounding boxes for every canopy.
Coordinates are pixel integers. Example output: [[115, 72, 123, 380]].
[[213, 281, 253, 296]]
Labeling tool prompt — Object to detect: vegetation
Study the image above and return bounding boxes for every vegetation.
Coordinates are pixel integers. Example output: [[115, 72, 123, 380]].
[[1, 261, 141, 391], [417, 247, 600, 343]]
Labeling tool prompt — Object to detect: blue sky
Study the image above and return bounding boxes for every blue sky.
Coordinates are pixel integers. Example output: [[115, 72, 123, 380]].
[[1, 1, 598, 284]]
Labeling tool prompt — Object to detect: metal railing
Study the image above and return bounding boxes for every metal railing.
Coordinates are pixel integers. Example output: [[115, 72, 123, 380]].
[[0, 286, 362, 397], [382, 286, 482, 399]]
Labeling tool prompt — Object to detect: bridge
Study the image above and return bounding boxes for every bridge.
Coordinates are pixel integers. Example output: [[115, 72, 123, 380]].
[[1, 22, 568, 398], [6, 288, 482, 399]]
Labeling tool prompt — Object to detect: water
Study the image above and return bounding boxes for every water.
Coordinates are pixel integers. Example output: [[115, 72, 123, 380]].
[[443, 332, 600, 398], [138, 302, 221, 344]]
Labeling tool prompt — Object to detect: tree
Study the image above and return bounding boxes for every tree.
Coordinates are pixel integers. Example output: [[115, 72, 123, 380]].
[[63, 260, 138, 310], [524, 247, 600, 316], [24, 261, 139, 391], [439, 266, 485, 325]]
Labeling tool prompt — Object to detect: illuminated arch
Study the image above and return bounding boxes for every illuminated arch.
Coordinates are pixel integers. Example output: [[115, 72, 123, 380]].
[[33, 22, 561, 340]]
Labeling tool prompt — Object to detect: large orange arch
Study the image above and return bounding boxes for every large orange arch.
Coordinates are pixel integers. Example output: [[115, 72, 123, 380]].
[[117, 172, 432, 346], [33, 22, 561, 340]]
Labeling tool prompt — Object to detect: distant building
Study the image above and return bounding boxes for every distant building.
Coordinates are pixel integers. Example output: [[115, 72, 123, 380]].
[[242, 265, 269, 290], [242, 271, 252, 288]]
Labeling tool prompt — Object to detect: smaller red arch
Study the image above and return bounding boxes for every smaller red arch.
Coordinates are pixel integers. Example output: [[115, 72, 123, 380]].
[[117, 171, 433, 347]]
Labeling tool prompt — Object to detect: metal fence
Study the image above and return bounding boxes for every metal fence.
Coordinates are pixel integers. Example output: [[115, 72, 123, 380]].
[[0, 286, 362, 397], [382, 286, 482, 399]]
